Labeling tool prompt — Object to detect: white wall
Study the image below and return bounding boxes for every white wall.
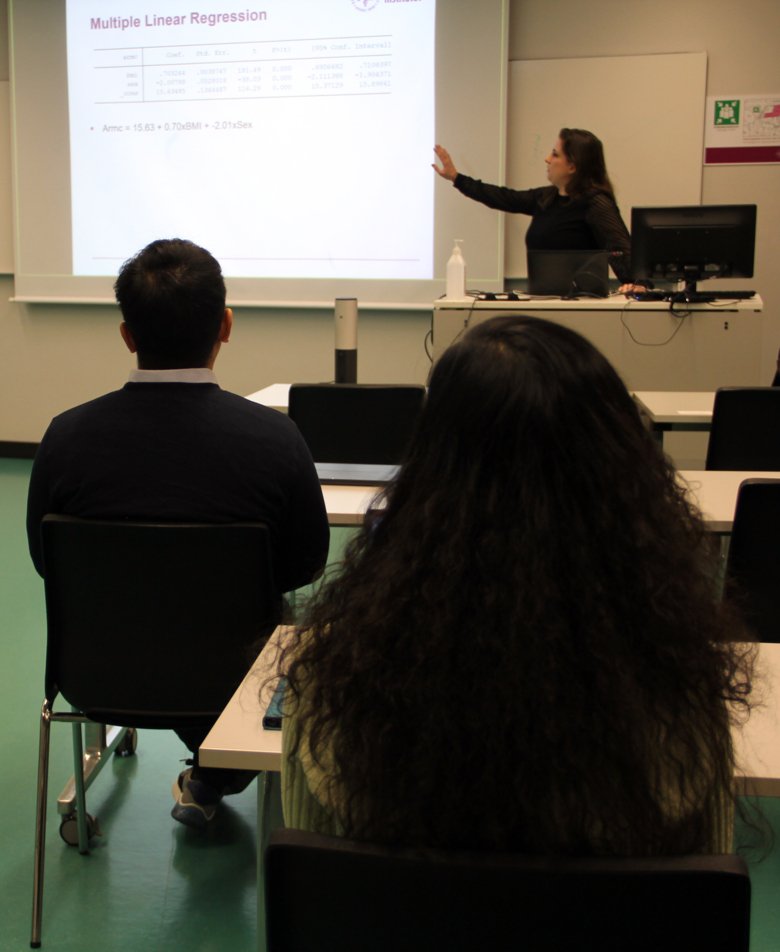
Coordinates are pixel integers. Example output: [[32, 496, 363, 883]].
[[1, 0, 778, 442], [0, 270, 433, 442]]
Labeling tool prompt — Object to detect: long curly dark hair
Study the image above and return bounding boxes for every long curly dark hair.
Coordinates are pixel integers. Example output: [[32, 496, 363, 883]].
[[283, 315, 754, 855]]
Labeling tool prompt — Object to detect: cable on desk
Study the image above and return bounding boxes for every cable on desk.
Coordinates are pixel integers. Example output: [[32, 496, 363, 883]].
[[619, 298, 688, 347], [462, 291, 481, 331]]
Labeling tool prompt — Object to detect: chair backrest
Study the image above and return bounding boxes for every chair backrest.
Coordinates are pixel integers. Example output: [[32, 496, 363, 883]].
[[705, 387, 780, 470], [41, 516, 280, 727], [725, 478, 780, 642], [287, 383, 425, 465], [265, 829, 751, 952]]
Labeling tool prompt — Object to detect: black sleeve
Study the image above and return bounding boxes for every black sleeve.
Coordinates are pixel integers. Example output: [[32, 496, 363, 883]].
[[454, 174, 541, 215], [585, 192, 633, 284], [274, 435, 330, 594]]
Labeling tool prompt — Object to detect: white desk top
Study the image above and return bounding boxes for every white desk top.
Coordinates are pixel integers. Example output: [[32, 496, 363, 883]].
[[679, 471, 780, 532], [433, 295, 764, 313], [201, 632, 780, 797], [321, 483, 383, 526], [201, 626, 289, 772], [323, 472, 780, 533], [245, 383, 291, 412], [737, 642, 780, 796], [633, 391, 714, 425]]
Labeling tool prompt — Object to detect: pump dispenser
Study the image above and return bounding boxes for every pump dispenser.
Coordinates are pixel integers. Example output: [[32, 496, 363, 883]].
[[445, 239, 467, 300]]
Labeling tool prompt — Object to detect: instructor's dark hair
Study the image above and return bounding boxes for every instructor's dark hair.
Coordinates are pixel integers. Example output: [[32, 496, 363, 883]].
[[559, 127, 615, 200], [114, 238, 226, 368], [284, 315, 755, 856]]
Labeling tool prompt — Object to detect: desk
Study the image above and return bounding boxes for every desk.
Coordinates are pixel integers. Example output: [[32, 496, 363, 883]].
[[201, 627, 289, 952], [633, 391, 714, 437], [678, 470, 780, 533], [433, 297, 764, 390], [246, 383, 290, 413], [633, 392, 714, 460], [321, 483, 381, 526], [202, 634, 780, 797], [320, 471, 780, 534]]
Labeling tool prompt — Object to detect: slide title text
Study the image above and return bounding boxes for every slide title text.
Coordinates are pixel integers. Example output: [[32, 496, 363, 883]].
[[91, 10, 268, 31]]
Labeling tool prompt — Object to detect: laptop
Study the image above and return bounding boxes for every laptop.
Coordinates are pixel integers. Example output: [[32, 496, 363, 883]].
[[527, 249, 609, 297], [289, 383, 424, 485]]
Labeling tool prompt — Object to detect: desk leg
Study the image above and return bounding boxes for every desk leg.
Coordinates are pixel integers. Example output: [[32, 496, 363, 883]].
[[256, 771, 283, 952]]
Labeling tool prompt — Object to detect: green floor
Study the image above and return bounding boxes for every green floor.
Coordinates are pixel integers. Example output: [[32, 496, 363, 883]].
[[2, 457, 779, 950]]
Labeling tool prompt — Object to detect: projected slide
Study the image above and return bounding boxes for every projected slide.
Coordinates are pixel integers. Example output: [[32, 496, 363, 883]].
[[66, 0, 435, 279]]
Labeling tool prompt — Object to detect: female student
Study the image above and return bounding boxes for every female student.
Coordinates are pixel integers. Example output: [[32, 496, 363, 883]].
[[281, 315, 754, 856]]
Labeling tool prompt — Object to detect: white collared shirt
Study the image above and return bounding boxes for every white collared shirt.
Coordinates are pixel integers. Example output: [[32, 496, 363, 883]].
[[128, 368, 218, 384]]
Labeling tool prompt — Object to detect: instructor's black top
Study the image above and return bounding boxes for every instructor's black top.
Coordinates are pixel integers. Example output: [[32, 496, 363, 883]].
[[454, 176, 632, 284]]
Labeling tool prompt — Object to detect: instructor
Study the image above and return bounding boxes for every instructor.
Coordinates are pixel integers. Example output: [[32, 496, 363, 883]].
[[433, 128, 636, 287]]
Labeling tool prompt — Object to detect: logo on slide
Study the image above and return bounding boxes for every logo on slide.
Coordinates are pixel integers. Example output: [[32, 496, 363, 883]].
[[352, 0, 378, 10]]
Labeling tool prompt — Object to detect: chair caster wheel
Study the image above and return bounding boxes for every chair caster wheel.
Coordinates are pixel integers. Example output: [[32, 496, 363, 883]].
[[115, 727, 138, 757], [59, 812, 100, 847]]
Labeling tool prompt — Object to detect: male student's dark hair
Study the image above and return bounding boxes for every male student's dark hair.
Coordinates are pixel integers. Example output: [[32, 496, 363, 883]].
[[114, 238, 226, 369]]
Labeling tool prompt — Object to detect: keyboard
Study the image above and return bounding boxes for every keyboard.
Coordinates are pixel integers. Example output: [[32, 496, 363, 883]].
[[676, 290, 756, 303], [629, 291, 668, 302], [631, 290, 756, 304]]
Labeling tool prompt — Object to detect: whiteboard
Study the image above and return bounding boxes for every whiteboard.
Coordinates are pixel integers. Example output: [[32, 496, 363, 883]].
[[506, 52, 707, 275]]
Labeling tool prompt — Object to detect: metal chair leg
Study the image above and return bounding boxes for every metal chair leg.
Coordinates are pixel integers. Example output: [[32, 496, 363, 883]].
[[31, 700, 52, 949], [71, 719, 90, 854]]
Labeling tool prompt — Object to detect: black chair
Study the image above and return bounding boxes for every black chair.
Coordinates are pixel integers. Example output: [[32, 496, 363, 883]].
[[31, 517, 279, 948], [705, 387, 780, 470], [265, 829, 750, 952], [725, 478, 780, 642], [287, 383, 425, 464]]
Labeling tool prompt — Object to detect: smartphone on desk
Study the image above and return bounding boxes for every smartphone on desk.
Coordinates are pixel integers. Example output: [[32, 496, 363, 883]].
[[262, 677, 287, 730]]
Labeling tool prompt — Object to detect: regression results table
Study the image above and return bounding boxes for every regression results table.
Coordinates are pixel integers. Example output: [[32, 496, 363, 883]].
[[93, 35, 393, 106]]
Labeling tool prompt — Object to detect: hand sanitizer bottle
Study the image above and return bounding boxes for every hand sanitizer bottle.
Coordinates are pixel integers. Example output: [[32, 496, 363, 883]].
[[446, 239, 466, 300]]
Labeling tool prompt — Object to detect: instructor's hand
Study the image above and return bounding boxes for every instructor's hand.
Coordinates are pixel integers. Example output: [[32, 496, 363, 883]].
[[620, 283, 649, 294], [432, 144, 458, 182]]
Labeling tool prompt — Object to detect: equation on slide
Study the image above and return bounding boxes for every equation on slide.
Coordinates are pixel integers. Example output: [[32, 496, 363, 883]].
[[92, 35, 393, 106]]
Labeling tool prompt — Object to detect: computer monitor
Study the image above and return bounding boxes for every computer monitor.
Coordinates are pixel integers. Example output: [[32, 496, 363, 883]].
[[631, 204, 757, 295]]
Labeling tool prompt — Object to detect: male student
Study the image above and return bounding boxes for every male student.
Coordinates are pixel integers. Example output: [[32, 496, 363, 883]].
[[27, 237, 329, 829]]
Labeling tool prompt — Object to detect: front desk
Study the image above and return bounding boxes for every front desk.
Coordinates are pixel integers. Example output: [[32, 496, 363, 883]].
[[432, 296, 764, 391]]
